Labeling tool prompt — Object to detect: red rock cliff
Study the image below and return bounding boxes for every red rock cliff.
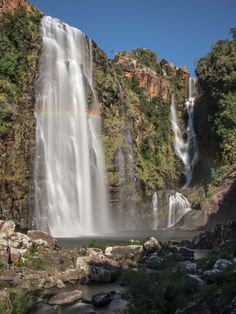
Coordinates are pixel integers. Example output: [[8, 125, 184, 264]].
[[114, 53, 189, 101], [0, 0, 31, 14]]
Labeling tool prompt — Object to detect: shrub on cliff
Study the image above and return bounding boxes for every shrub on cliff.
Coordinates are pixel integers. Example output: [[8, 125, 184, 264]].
[[195, 32, 236, 167], [0, 7, 42, 136]]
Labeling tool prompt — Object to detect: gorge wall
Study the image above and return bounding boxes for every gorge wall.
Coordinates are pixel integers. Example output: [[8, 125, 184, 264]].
[[0, 0, 235, 230]]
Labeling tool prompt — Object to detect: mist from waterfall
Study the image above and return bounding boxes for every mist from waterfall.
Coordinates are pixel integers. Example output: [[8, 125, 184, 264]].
[[167, 77, 199, 228], [34, 16, 110, 237]]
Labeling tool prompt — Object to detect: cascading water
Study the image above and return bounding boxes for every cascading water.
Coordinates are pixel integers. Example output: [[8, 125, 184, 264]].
[[167, 192, 191, 228], [34, 16, 110, 237], [167, 77, 199, 228], [170, 77, 199, 188], [152, 192, 158, 229]]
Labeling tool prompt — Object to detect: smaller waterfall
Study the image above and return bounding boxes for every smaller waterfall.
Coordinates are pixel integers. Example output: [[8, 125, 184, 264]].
[[152, 192, 158, 229], [167, 192, 191, 228], [170, 77, 199, 188]]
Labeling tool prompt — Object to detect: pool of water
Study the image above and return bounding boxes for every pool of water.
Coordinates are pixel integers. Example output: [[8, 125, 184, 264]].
[[56, 229, 200, 248]]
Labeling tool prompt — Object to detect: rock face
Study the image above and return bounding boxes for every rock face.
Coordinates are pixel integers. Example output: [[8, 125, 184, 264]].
[[0, 0, 31, 14], [0, 7, 42, 228], [27, 230, 56, 249]]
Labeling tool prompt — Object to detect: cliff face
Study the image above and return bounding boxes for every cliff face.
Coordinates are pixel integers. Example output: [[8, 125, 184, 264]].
[[93, 48, 189, 225], [0, 4, 42, 227], [0, 0, 32, 14], [3, 1, 233, 231]]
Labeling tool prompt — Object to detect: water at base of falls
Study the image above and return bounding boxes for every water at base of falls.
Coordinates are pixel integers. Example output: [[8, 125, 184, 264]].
[[33, 16, 110, 237], [167, 77, 199, 228]]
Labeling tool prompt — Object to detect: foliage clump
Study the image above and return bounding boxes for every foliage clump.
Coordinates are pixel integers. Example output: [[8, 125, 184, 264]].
[[0, 7, 42, 136], [195, 32, 236, 168]]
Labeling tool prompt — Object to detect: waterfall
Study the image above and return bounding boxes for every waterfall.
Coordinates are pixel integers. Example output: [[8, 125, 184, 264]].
[[168, 77, 199, 228], [34, 16, 110, 237], [170, 77, 199, 188], [152, 192, 158, 229], [167, 192, 191, 228]]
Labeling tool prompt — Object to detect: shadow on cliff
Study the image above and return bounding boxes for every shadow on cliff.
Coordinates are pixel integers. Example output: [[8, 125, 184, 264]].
[[204, 177, 236, 229]]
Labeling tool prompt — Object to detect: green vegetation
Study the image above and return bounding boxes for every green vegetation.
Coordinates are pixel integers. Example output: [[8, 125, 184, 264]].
[[122, 268, 188, 314], [196, 33, 236, 168], [0, 288, 31, 314], [0, 7, 42, 136], [17, 244, 44, 270]]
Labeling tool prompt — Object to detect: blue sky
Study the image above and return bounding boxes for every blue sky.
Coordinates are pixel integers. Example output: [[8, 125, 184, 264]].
[[29, 0, 236, 75]]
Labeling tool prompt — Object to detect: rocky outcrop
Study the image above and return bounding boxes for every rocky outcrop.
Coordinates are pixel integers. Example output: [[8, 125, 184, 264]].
[[113, 52, 188, 100], [0, 0, 32, 14]]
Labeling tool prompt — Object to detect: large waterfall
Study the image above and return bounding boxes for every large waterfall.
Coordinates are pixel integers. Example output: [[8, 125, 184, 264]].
[[171, 77, 199, 188], [167, 77, 199, 228], [34, 16, 110, 237]]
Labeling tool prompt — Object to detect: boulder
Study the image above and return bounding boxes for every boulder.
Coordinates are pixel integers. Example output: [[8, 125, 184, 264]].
[[27, 230, 55, 249], [178, 261, 197, 273], [143, 254, 164, 270], [0, 220, 15, 237], [91, 292, 113, 306], [48, 290, 82, 305], [203, 269, 221, 283], [76, 255, 120, 283], [213, 259, 232, 270], [89, 265, 114, 282], [9, 247, 21, 263], [105, 245, 143, 260], [143, 237, 161, 255], [185, 274, 205, 293], [57, 268, 80, 282], [8, 232, 32, 250], [22, 273, 47, 292]]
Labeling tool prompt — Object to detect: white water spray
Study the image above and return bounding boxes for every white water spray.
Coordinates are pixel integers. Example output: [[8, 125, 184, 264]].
[[152, 192, 158, 229], [34, 16, 110, 237], [167, 192, 191, 228], [171, 77, 199, 188], [168, 77, 199, 228]]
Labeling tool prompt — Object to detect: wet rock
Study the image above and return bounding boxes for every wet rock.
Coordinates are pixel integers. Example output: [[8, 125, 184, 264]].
[[185, 274, 205, 292], [105, 245, 143, 260], [76, 255, 120, 283], [0, 220, 16, 237], [91, 292, 113, 306], [143, 237, 161, 255], [143, 253, 164, 270], [203, 269, 221, 283], [178, 261, 197, 273], [48, 290, 82, 305], [213, 259, 232, 270], [90, 265, 114, 282], [27, 230, 56, 249], [178, 247, 194, 259]]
